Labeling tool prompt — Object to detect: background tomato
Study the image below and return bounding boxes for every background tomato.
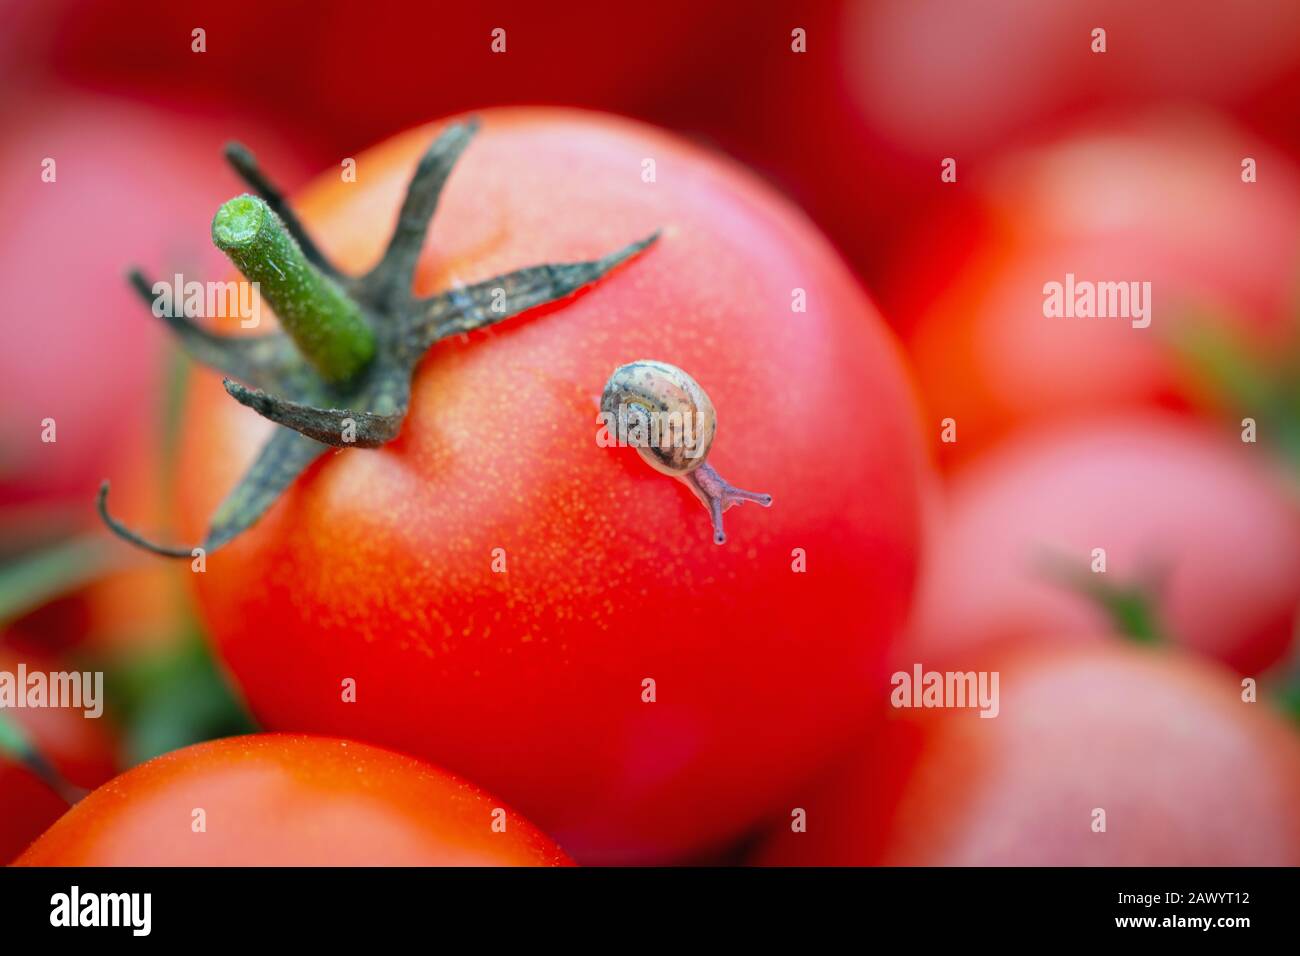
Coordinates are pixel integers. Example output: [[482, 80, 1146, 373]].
[[16, 733, 571, 865], [0, 91, 301, 774], [0, 643, 117, 863], [0, 761, 66, 865], [0, 645, 117, 790], [907, 415, 1300, 675], [757, 643, 1300, 866], [9, 0, 734, 162], [0, 90, 308, 520], [169, 108, 928, 864], [901, 112, 1300, 469], [827, 1, 1300, 308], [842, 0, 1300, 168]]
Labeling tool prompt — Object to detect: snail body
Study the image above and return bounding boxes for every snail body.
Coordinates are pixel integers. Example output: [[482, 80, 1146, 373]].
[[600, 360, 772, 544]]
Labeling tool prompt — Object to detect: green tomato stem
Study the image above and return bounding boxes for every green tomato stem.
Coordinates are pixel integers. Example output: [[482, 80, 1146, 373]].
[[212, 195, 375, 383]]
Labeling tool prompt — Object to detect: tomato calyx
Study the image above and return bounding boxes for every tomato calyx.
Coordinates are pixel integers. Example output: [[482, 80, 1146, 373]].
[[1039, 550, 1170, 645], [1170, 313, 1300, 475], [97, 120, 659, 558]]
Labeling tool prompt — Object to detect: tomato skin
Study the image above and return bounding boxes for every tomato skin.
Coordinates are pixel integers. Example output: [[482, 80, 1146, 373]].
[[16, 734, 572, 866], [908, 415, 1300, 676], [757, 643, 1300, 866], [15, 1, 731, 162], [0, 644, 116, 865], [175, 109, 928, 863], [0, 95, 180, 514], [843, 0, 1300, 166], [902, 114, 1300, 469], [0, 763, 67, 864], [0, 646, 118, 790]]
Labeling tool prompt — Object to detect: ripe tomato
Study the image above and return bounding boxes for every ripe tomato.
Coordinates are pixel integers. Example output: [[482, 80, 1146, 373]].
[[0, 643, 117, 863], [16, 734, 572, 866], [908, 415, 1300, 675], [0, 89, 308, 521], [902, 113, 1300, 469], [842, 0, 1300, 166], [0, 90, 311, 667], [14, 0, 732, 162], [757, 643, 1300, 866], [0, 645, 118, 790], [173, 109, 928, 863], [0, 762, 66, 864]]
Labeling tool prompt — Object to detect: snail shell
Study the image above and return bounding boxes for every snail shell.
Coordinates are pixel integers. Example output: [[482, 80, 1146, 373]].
[[599, 360, 771, 545], [599, 360, 716, 476]]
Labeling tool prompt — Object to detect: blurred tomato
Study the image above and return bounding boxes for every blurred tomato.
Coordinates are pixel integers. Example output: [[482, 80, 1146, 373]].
[[0, 91, 304, 663], [908, 415, 1300, 675], [79, 421, 191, 655], [0, 89, 309, 521], [0, 645, 117, 789], [903, 113, 1300, 468], [758, 643, 1300, 866], [17, 734, 572, 866], [695, 1, 1300, 314], [0, 761, 66, 864], [0, 642, 118, 863], [11, 1, 915, 296], [842, 0, 1300, 164], [11, 0, 732, 160], [8, 418, 192, 657]]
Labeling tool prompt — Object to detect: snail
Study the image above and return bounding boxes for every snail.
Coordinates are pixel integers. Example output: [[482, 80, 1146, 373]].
[[599, 360, 772, 544]]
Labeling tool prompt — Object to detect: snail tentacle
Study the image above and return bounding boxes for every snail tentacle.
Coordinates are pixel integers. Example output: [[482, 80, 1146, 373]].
[[684, 462, 774, 545]]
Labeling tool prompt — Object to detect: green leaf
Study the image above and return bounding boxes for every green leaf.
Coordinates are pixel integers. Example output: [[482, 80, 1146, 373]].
[[1091, 584, 1167, 645], [1037, 549, 1169, 645]]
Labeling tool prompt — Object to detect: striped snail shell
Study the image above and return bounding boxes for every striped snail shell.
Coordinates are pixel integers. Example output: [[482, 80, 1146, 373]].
[[599, 360, 771, 545]]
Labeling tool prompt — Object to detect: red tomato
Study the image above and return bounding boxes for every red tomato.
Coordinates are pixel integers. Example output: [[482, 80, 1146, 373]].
[[0, 89, 309, 520], [0, 91, 308, 666], [0, 762, 66, 864], [13, 0, 731, 161], [172, 109, 928, 863], [903, 113, 1300, 469], [842, 0, 1300, 165], [669, 1, 1300, 318], [908, 415, 1300, 675], [0, 644, 116, 864], [757, 643, 1300, 866], [0, 645, 117, 790], [16, 734, 571, 865]]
